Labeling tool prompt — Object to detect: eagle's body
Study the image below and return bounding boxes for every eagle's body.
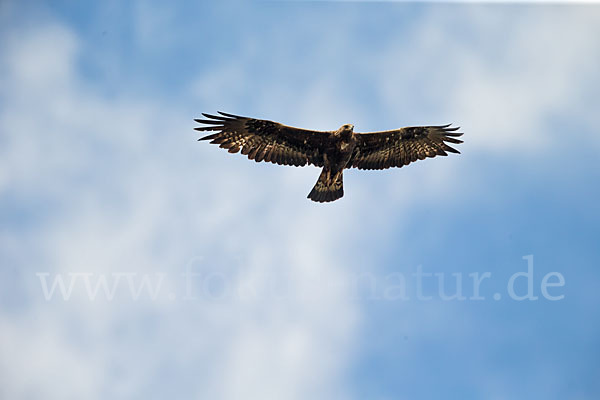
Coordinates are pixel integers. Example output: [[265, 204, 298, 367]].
[[195, 112, 463, 202], [306, 124, 357, 202]]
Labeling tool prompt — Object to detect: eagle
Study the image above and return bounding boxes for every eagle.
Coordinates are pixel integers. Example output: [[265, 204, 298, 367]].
[[195, 112, 463, 202]]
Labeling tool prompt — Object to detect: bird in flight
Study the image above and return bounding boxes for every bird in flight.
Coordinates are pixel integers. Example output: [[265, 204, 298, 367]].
[[195, 112, 463, 203]]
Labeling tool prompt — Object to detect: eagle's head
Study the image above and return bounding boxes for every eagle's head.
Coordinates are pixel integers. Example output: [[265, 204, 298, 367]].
[[336, 124, 354, 138], [341, 124, 354, 132]]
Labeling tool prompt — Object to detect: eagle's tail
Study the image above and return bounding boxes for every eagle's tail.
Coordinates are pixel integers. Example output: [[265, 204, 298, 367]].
[[308, 168, 344, 203]]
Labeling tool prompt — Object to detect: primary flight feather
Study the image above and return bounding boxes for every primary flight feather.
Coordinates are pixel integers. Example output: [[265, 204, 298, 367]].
[[195, 112, 463, 202]]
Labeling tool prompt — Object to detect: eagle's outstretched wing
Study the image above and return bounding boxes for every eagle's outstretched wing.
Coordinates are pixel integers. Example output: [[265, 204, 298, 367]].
[[349, 125, 463, 170], [194, 112, 330, 167]]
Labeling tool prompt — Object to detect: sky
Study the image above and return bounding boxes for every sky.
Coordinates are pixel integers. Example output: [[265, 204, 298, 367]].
[[1, 1, 599, 399]]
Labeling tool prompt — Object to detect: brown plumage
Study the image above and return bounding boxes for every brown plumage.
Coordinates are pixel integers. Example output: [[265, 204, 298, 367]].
[[194, 112, 463, 203]]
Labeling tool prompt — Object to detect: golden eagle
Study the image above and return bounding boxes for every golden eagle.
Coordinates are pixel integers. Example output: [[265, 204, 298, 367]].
[[195, 112, 463, 202]]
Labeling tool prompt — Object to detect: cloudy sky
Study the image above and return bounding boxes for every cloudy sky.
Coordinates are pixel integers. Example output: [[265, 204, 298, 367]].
[[1, 1, 599, 399]]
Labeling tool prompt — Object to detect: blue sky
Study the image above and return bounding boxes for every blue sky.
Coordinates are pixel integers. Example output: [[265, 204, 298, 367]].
[[1, 1, 599, 399]]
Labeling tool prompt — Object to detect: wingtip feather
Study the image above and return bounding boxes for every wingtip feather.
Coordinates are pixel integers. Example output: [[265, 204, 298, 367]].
[[195, 118, 223, 124], [198, 133, 219, 141], [201, 112, 229, 121], [217, 111, 243, 119]]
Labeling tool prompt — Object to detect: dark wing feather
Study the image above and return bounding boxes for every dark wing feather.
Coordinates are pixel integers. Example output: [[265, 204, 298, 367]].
[[349, 125, 463, 170], [194, 112, 330, 167]]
